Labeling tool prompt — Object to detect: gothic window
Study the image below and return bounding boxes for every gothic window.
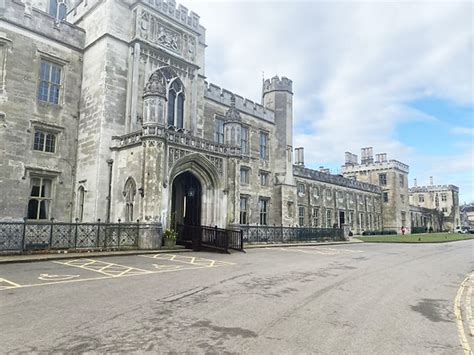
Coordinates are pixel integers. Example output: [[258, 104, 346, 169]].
[[313, 186, 320, 199], [27, 177, 52, 220], [239, 196, 248, 225], [33, 130, 56, 153], [215, 118, 224, 144], [399, 174, 404, 187], [326, 209, 332, 228], [240, 167, 250, 184], [259, 131, 268, 160], [38, 60, 62, 104], [124, 178, 136, 222], [259, 198, 269, 225], [241, 126, 249, 154], [312, 207, 320, 227], [260, 171, 269, 186], [383, 192, 389, 203], [77, 186, 85, 222], [298, 206, 305, 226], [441, 193, 447, 202], [418, 194, 424, 203], [49, 0, 67, 20], [378, 173, 387, 186], [297, 183, 305, 196], [167, 79, 184, 128]]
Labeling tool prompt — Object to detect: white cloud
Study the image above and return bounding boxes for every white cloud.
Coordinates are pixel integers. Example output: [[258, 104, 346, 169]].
[[188, 0, 473, 200]]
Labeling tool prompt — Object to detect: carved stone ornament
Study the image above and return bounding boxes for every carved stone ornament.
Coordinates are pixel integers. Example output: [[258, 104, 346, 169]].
[[224, 95, 241, 122], [138, 10, 197, 61], [168, 147, 224, 176], [144, 70, 167, 98]]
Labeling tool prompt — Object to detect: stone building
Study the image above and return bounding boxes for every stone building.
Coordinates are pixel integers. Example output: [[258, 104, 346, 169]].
[[460, 203, 474, 228], [409, 178, 461, 231], [0, 0, 460, 241], [341, 148, 410, 232]]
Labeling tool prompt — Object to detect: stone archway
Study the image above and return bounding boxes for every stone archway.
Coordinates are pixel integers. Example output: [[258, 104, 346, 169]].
[[167, 153, 224, 229], [171, 171, 202, 229]]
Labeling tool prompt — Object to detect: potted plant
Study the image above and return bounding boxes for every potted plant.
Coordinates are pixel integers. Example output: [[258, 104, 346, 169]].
[[163, 229, 177, 248]]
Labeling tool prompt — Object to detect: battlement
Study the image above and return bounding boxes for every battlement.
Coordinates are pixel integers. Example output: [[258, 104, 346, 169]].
[[263, 75, 293, 95], [409, 185, 459, 193], [204, 81, 275, 123], [5, 0, 85, 50], [140, 0, 201, 31], [341, 159, 409, 174]]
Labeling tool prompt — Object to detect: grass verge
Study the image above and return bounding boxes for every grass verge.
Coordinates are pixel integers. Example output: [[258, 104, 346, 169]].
[[356, 233, 474, 243]]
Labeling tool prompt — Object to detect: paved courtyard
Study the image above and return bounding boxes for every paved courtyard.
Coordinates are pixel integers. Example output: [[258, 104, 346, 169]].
[[1, 241, 473, 354]]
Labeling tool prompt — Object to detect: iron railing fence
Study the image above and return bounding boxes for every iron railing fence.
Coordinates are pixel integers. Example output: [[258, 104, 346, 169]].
[[176, 224, 243, 253], [242, 225, 344, 244], [0, 220, 140, 252]]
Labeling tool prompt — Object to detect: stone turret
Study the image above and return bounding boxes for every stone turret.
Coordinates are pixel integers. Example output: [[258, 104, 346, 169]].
[[262, 75, 294, 184], [224, 95, 242, 147], [142, 70, 167, 125]]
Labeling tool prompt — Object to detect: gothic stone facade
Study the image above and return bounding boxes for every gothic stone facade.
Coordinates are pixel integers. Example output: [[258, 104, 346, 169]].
[[0, 0, 457, 237]]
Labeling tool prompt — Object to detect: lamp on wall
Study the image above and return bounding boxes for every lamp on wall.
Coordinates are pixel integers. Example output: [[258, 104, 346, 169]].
[[187, 187, 196, 197], [138, 187, 144, 197]]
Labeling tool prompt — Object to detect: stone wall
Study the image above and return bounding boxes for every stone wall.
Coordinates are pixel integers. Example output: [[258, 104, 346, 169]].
[[0, 0, 84, 221]]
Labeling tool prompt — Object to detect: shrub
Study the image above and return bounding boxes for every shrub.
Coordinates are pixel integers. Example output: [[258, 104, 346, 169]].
[[163, 229, 177, 240]]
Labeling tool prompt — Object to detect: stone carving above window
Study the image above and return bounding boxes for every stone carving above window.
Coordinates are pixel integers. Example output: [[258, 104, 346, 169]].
[[138, 9, 196, 62]]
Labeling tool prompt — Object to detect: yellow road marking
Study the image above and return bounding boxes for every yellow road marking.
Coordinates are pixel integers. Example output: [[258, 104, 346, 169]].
[[140, 254, 235, 266], [454, 274, 473, 355], [0, 277, 21, 289], [53, 259, 151, 277], [0, 263, 232, 291], [467, 277, 474, 337]]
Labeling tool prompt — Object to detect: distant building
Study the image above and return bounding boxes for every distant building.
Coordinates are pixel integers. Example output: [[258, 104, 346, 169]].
[[460, 203, 474, 228], [341, 149, 409, 232], [409, 178, 461, 231]]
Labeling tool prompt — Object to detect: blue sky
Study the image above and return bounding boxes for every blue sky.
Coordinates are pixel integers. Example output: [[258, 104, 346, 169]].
[[189, 0, 473, 203]]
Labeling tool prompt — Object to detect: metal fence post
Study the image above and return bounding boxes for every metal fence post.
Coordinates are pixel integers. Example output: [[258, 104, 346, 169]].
[[104, 220, 108, 249], [74, 218, 79, 249], [49, 218, 54, 250], [21, 217, 27, 252], [96, 219, 101, 248], [117, 219, 122, 249], [240, 229, 243, 251], [136, 219, 140, 247]]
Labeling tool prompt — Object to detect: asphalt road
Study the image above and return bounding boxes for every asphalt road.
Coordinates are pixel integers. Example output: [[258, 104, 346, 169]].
[[1, 241, 473, 354]]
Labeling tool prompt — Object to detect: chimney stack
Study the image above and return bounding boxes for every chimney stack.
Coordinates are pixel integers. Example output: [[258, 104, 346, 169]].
[[430, 176, 433, 185], [345, 152, 358, 166], [414, 178, 417, 187], [295, 147, 305, 167], [360, 147, 374, 165], [375, 153, 387, 163]]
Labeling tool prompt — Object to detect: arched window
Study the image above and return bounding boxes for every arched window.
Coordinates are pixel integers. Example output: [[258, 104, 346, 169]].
[[123, 178, 136, 222], [77, 186, 85, 222], [166, 78, 185, 129], [49, 0, 67, 20]]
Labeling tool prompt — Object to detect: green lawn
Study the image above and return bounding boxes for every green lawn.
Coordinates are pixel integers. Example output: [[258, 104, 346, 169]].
[[356, 232, 474, 243]]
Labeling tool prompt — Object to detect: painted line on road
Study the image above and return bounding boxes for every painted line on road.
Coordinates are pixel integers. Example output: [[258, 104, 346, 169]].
[[0, 277, 21, 290], [0, 262, 234, 292], [268, 247, 363, 256], [139, 254, 235, 267], [467, 276, 474, 337], [0, 255, 236, 292], [53, 259, 152, 277], [454, 273, 473, 355]]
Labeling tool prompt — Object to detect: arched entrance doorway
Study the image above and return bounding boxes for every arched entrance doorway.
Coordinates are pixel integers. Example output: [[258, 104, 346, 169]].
[[171, 171, 202, 229]]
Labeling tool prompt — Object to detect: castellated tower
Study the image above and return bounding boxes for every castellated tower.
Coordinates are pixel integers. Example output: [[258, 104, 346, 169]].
[[262, 76, 294, 185]]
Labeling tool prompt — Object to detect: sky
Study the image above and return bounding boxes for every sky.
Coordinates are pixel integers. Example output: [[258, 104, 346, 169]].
[[187, 0, 473, 203]]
